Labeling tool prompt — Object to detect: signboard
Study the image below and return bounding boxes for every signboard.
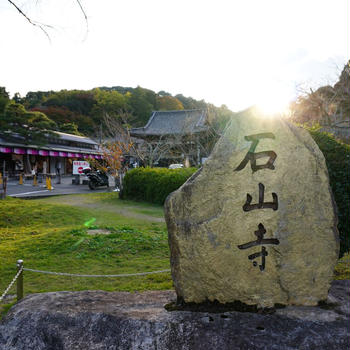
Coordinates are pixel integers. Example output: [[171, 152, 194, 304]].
[[73, 161, 89, 175]]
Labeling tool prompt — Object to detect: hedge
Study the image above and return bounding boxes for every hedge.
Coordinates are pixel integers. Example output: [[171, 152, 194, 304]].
[[121, 167, 197, 205], [307, 127, 350, 257]]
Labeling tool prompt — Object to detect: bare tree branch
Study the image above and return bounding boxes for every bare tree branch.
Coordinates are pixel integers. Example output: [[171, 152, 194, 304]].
[[7, 0, 89, 41], [102, 111, 174, 167], [7, 0, 53, 42], [75, 0, 89, 41]]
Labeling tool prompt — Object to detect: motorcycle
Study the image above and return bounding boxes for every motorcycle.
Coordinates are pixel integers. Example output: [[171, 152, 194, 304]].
[[82, 167, 109, 190]]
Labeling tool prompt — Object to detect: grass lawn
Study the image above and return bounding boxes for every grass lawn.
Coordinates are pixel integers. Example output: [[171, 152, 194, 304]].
[[0, 193, 171, 303], [0, 192, 349, 319]]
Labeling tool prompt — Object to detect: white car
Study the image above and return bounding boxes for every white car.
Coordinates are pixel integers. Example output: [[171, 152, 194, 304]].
[[169, 164, 184, 169]]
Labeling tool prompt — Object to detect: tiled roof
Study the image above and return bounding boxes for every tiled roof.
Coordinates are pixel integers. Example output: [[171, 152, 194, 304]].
[[53, 131, 98, 145], [130, 109, 208, 136]]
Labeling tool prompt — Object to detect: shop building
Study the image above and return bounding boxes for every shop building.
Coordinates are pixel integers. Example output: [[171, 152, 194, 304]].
[[0, 131, 102, 177]]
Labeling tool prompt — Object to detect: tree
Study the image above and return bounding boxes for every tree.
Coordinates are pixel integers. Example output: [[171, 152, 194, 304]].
[[23, 91, 52, 109], [290, 60, 350, 126], [157, 90, 172, 97], [85, 111, 134, 189], [175, 94, 207, 110], [101, 111, 173, 169], [334, 60, 350, 118], [127, 86, 157, 126], [207, 104, 234, 132], [136, 135, 174, 168], [97, 141, 125, 187], [0, 87, 10, 114], [0, 102, 57, 144], [43, 90, 96, 116], [290, 86, 337, 125], [91, 88, 127, 123], [12, 92, 23, 104], [31, 106, 93, 135], [59, 122, 82, 135], [156, 96, 184, 111]]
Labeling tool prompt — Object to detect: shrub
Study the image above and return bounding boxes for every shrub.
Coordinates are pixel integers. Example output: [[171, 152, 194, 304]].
[[122, 167, 197, 205], [307, 127, 350, 257]]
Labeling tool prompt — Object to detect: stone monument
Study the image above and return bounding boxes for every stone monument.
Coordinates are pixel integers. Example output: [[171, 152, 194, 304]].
[[165, 107, 339, 308]]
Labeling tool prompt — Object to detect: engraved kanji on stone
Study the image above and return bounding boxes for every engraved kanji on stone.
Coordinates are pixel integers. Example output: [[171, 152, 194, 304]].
[[237, 223, 279, 271], [234, 133, 277, 172], [243, 183, 278, 212]]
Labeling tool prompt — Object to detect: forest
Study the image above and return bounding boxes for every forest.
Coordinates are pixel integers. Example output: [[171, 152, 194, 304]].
[[0, 85, 234, 139]]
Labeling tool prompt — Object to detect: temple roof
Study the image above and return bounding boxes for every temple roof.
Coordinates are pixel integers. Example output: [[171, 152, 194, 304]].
[[130, 109, 208, 137]]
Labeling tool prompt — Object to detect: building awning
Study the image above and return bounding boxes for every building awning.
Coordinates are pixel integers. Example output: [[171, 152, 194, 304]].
[[0, 146, 102, 159], [49, 151, 59, 156], [27, 149, 39, 155], [0, 147, 12, 153], [14, 148, 26, 155]]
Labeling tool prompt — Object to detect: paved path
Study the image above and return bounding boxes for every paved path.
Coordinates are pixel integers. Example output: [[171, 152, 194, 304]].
[[3, 176, 116, 198]]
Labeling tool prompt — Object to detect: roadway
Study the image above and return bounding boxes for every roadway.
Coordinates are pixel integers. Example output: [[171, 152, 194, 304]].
[[2, 175, 116, 198]]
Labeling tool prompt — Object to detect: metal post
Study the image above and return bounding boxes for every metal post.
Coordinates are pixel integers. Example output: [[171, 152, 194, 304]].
[[56, 171, 61, 184], [1, 177, 7, 199], [16, 259, 23, 301]]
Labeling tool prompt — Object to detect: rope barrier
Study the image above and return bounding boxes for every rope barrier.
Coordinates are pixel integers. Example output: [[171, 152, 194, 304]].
[[0, 266, 23, 302], [2, 260, 171, 303], [23, 267, 170, 278]]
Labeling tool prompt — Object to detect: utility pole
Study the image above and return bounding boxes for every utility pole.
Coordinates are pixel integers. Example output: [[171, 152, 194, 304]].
[[197, 135, 201, 166], [99, 124, 102, 145]]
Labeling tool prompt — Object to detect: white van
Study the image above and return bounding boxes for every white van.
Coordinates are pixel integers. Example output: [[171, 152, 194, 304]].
[[168, 164, 184, 169]]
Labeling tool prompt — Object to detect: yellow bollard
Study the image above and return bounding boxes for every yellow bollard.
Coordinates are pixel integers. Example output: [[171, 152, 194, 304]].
[[33, 175, 38, 186], [0, 173, 2, 186], [19, 174, 23, 185], [45, 176, 49, 189], [47, 176, 52, 190]]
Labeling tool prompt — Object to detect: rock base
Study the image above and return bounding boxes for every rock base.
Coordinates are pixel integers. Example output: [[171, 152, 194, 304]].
[[0, 280, 349, 350]]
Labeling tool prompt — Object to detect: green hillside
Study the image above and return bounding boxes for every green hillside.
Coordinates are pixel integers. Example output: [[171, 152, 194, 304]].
[[4, 86, 234, 137]]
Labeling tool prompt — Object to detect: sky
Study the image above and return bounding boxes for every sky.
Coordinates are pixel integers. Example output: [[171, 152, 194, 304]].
[[0, 0, 348, 112]]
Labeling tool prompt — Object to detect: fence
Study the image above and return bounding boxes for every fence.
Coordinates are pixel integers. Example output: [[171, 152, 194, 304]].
[[0, 259, 171, 303]]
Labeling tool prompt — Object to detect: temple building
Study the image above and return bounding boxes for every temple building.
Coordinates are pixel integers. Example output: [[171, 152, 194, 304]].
[[130, 109, 214, 166]]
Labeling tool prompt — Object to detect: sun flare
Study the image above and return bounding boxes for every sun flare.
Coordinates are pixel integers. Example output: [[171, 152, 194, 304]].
[[255, 85, 292, 117]]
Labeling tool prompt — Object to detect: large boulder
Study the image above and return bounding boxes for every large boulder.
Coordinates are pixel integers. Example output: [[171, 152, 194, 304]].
[[165, 107, 339, 307]]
